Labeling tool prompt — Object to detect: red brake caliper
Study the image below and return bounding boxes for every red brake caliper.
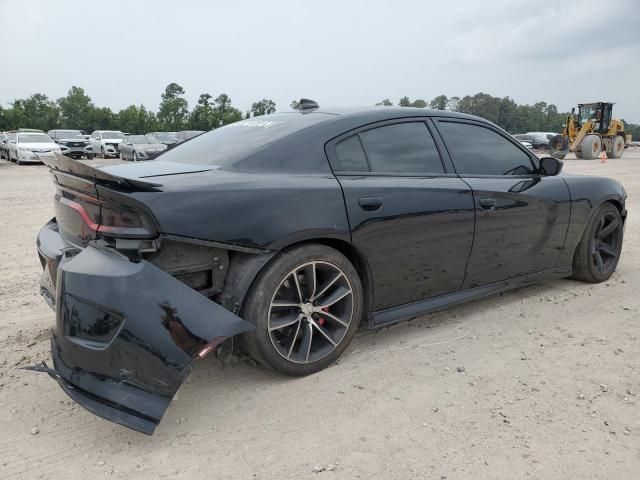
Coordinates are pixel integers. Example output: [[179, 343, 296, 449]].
[[317, 307, 328, 326]]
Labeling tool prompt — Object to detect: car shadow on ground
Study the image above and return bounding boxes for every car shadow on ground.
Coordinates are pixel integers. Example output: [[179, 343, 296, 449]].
[[93, 276, 579, 443]]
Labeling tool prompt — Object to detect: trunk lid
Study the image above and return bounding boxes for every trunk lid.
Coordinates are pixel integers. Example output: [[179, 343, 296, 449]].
[[43, 154, 166, 245]]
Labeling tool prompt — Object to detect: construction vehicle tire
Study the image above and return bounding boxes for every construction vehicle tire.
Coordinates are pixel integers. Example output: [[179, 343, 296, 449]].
[[550, 134, 568, 152], [581, 135, 602, 160], [606, 135, 624, 159]]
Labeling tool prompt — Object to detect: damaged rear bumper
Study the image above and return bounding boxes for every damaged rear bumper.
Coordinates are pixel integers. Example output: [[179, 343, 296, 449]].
[[33, 220, 254, 434]]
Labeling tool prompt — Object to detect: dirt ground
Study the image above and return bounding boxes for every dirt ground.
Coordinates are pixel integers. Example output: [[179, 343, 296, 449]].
[[0, 151, 639, 480]]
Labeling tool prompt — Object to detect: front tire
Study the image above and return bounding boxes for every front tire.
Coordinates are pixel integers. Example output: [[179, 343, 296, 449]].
[[133, 151, 138, 162], [581, 135, 602, 160], [243, 244, 363, 376], [572, 203, 623, 283], [101, 147, 106, 159]]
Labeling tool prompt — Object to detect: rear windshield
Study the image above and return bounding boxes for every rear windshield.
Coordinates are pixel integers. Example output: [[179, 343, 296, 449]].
[[159, 113, 332, 167]]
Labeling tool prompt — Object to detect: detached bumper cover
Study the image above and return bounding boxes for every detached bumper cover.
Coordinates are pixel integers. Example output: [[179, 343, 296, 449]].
[[34, 221, 254, 434]]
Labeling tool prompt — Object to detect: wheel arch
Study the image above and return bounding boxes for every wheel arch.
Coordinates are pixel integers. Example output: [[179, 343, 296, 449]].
[[579, 196, 626, 236], [218, 238, 374, 329]]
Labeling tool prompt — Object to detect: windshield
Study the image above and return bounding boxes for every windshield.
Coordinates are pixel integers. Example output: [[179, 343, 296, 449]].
[[529, 133, 548, 142], [18, 134, 52, 144], [579, 105, 599, 123], [148, 132, 176, 141], [101, 131, 124, 139], [129, 135, 151, 144], [56, 130, 85, 139]]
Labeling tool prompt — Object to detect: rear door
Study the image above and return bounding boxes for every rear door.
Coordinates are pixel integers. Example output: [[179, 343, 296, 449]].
[[327, 119, 476, 313], [434, 119, 571, 288]]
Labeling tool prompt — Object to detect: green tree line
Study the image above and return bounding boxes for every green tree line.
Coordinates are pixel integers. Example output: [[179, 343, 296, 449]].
[[1, 86, 638, 139], [0, 83, 278, 134], [378, 93, 639, 139]]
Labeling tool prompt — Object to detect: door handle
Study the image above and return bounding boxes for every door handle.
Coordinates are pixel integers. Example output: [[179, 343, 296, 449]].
[[479, 198, 497, 210], [358, 196, 383, 212]]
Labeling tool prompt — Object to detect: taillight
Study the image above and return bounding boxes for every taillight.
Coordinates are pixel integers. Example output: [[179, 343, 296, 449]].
[[99, 202, 156, 238], [58, 190, 156, 239]]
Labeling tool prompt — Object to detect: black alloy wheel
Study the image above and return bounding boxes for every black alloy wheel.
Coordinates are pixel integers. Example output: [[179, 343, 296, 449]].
[[268, 260, 354, 364], [572, 203, 623, 283], [591, 211, 621, 275], [243, 244, 363, 376]]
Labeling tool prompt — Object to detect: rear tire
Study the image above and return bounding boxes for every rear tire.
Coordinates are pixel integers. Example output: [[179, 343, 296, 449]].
[[572, 203, 623, 283], [242, 244, 363, 376], [606, 135, 624, 159], [574, 150, 583, 159], [581, 135, 602, 160]]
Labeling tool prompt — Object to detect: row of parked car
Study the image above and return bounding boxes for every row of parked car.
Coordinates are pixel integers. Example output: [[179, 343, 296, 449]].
[[0, 129, 205, 164], [513, 132, 560, 150]]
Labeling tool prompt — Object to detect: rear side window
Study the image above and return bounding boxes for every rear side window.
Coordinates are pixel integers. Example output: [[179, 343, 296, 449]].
[[438, 122, 534, 175], [335, 136, 368, 171], [333, 122, 444, 174]]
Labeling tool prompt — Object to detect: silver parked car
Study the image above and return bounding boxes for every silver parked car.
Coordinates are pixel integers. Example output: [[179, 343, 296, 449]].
[[48, 129, 93, 159], [90, 130, 125, 158], [119, 135, 167, 161], [7, 132, 62, 165], [0, 132, 9, 159]]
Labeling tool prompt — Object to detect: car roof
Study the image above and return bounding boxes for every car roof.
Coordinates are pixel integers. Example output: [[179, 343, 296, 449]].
[[300, 105, 488, 122]]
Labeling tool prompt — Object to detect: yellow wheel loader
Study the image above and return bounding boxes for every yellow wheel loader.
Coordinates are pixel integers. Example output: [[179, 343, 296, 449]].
[[551, 102, 626, 160]]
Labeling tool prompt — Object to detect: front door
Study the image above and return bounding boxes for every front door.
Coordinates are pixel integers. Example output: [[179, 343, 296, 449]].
[[434, 119, 571, 288], [326, 120, 476, 311]]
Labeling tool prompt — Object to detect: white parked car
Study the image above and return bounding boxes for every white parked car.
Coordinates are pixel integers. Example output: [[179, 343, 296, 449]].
[[89, 130, 125, 158], [7, 132, 62, 165]]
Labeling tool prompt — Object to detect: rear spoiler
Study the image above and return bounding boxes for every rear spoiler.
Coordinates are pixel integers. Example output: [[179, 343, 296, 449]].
[[42, 153, 162, 192]]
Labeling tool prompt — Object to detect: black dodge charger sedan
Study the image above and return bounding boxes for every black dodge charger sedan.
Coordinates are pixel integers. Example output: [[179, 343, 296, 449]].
[[34, 101, 626, 434]]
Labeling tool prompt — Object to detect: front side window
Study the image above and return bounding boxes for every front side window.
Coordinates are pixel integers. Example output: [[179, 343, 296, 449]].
[[438, 122, 534, 175], [333, 122, 444, 174]]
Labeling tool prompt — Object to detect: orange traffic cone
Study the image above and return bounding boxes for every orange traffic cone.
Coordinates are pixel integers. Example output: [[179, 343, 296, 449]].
[[600, 150, 607, 163]]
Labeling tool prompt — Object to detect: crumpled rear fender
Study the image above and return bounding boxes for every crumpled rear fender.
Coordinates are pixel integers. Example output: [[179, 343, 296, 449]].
[[37, 239, 254, 434]]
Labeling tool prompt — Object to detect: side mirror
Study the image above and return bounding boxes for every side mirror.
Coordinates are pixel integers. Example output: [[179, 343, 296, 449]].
[[539, 157, 563, 176]]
